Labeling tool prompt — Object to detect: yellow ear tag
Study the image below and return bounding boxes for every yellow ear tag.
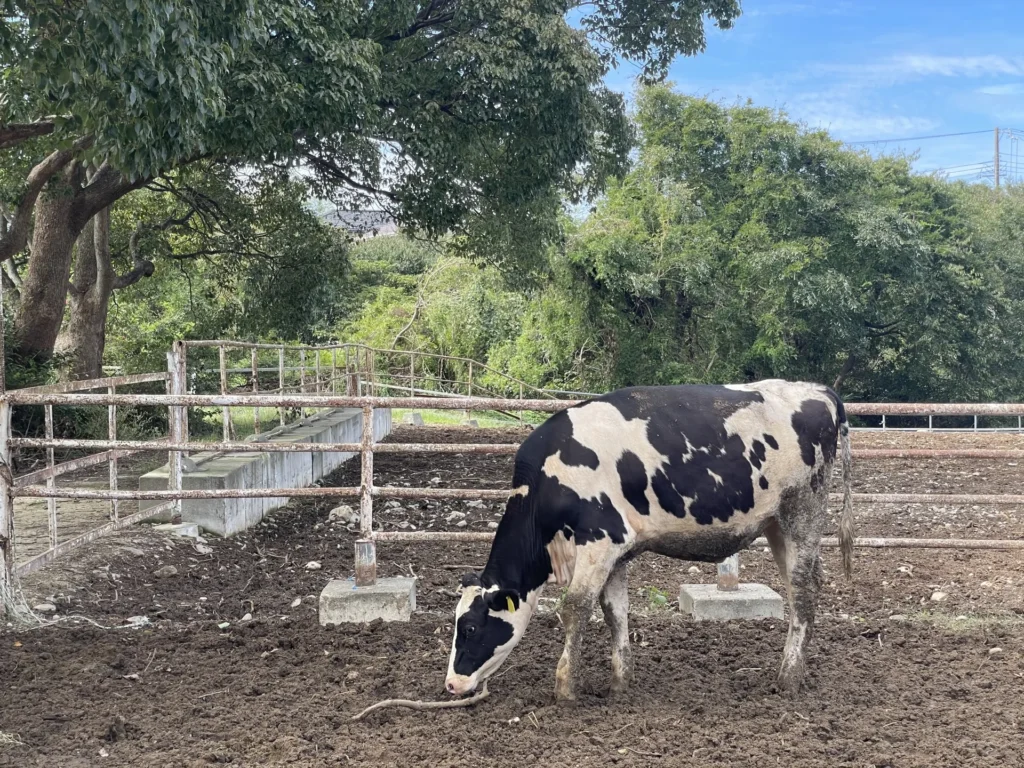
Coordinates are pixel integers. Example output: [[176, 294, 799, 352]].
[[506, 596, 516, 613]]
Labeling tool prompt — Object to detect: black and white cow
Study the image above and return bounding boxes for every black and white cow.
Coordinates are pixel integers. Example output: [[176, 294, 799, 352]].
[[445, 380, 854, 702]]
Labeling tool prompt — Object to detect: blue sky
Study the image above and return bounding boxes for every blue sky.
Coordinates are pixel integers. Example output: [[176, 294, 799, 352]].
[[603, 0, 1024, 182]]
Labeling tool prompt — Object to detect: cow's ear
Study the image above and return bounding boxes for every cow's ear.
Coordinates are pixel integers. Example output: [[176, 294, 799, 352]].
[[485, 589, 520, 614], [460, 572, 482, 589]]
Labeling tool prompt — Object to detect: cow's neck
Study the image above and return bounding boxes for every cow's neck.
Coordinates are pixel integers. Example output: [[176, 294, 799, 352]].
[[480, 494, 551, 602]]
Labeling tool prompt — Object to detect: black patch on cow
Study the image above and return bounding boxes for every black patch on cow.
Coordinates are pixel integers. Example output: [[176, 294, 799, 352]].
[[820, 386, 847, 425], [652, 469, 686, 517], [749, 439, 767, 469], [791, 399, 839, 467], [763, 433, 779, 450], [617, 451, 649, 515], [560, 438, 599, 469], [607, 386, 764, 525], [759, 476, 769, 490], [452, 595, 515, 676]]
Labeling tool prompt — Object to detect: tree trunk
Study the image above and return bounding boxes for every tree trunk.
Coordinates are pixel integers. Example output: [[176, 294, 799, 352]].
[[833, 352, 855, 394], [55, 208, 111, 380], [13, 165, 83, 361]]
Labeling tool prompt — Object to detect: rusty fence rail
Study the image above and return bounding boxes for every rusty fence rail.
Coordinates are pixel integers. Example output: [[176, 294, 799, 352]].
[[0, 370, 171, 586], [3, 385, 1024, 606]]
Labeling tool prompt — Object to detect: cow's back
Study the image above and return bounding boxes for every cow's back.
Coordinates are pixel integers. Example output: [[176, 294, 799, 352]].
[[517, 381, 842, 549]]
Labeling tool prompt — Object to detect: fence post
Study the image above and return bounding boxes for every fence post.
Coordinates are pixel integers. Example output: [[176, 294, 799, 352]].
[[410, 352, 415, 396], [347, 369, 361, 396], [167, 343, 185, 524], [355, 405, 377, 586], [219, 345, 232, 441], [251, 347, 260, 437], [315, 349, 322, 397], [717, 554, 740, 591], [278, 346, 286, 427], [299, 349, 307, 419], [0, 398, 14, 615], [332, 348, 338, 395], [44, 404, 57, 549], [109, 385, 119, 521]]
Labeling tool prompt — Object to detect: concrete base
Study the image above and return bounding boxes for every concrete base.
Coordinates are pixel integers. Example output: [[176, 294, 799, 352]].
[[140, 408, 391, 537], [319, 577, 416, 625], [679, 583, 785, 621], [402, 412, 424, 426], [153, 522, 201, 539]]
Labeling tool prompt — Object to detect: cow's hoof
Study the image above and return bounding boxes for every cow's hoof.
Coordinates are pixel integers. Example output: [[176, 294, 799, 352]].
[[776, 672, 804, 696], [608, 679, 631, 697], [555, 696, 579, 708]]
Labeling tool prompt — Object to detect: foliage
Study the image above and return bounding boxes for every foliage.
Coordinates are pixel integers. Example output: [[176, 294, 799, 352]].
[[339, 88, 1024, 403], [3, 0, 739, 267], [104, 167, 349, 374]]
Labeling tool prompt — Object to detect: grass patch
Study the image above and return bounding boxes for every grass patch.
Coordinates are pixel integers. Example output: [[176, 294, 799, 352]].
[[393, 408, 543, 429], [640, 585, 673, 610], [898, 610, 1024, 632]]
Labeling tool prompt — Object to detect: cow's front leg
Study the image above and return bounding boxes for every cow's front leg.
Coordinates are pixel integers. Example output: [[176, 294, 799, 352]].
[[554, 542, 618, 705], [599, 561, 632, 695]]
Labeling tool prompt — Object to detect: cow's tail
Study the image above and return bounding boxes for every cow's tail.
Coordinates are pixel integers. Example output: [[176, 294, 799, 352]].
[[837, 403, 855, 580]]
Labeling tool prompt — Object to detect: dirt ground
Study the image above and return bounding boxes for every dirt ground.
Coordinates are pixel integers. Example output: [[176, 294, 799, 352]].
[[2, 425, 1024, 767]]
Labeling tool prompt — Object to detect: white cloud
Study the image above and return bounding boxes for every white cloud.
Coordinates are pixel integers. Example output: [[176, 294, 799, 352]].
[[977, 82, 1024, 96], [891, 54, 1024, 78], [801, 111, 937, 141]]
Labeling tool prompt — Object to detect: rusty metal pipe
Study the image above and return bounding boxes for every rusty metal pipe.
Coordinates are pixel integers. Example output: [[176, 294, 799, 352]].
[[372, 531, 1024, 550], [10, 438, 519, 455], [14, 501, 177, 577], [12, 391, 1024, 418]]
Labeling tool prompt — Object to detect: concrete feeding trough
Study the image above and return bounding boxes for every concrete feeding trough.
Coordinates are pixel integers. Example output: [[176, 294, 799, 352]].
[[679, 554, 784, 621], [140, 407, 391, 537]]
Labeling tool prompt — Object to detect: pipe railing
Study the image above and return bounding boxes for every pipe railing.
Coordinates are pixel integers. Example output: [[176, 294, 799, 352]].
[[4, 388, 1024, 604]]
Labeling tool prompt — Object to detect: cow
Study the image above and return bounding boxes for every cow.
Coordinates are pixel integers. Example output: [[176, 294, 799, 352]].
[[445, 380, 854, 703]]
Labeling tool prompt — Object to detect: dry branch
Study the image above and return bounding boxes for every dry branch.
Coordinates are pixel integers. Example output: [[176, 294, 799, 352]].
[[351, 684, 489, 721]]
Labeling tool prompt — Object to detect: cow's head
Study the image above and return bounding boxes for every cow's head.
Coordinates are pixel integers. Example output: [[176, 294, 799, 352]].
[[445, 572, 532, 695]]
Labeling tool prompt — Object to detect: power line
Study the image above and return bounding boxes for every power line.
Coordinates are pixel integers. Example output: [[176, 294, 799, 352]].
[[848, 129, 994, 145]]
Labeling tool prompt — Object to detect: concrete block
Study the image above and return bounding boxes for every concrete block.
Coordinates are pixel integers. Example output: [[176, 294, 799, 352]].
[[679, 583, 785, 621], [403, 412, 424, 426], [319, 577, 417, 624], [153, 522, 201, 539]]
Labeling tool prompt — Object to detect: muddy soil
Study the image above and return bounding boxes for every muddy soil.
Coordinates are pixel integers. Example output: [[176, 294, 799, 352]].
[[1, 426, 1023, 767]]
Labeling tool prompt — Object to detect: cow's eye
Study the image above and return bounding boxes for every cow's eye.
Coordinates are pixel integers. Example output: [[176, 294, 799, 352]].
[[466, 625, 476, 635]]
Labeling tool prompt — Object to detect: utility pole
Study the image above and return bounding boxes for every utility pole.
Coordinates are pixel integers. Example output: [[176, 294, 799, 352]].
[[995, 127, 1000, 188]]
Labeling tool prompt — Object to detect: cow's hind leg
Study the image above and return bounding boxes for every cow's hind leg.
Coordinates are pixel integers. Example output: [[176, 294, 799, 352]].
[[768, 490, 826, 694], [555, 541, 619, 705], [599, 561, 632, 695]]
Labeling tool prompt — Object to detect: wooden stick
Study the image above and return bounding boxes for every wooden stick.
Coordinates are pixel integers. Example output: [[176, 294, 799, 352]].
[[351, 684, 489, 721]]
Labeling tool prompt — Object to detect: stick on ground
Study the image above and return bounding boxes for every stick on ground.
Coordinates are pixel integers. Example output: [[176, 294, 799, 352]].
[[351, 684, 490, 721]]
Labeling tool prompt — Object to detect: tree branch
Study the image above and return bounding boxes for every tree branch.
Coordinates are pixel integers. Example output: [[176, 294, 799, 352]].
[[392, 298, 425, 348], [0, 121, 56, 151], [0, 135, 94, 262], [303, 152, 399, 202], [114, 210, 199, 291]]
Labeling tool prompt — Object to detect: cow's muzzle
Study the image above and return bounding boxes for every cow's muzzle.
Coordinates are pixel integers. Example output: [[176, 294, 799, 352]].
[[445, 674, 476, 696]]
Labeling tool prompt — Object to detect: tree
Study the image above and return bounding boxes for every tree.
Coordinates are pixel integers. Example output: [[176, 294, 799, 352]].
[[549, 87, 1015, 400], [1, 0, 740, 372], [96, 166, 349, 379]]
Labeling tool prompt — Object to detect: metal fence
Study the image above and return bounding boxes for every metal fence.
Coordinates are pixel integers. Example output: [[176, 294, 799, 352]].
[[5, 378, 1024, 614]]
